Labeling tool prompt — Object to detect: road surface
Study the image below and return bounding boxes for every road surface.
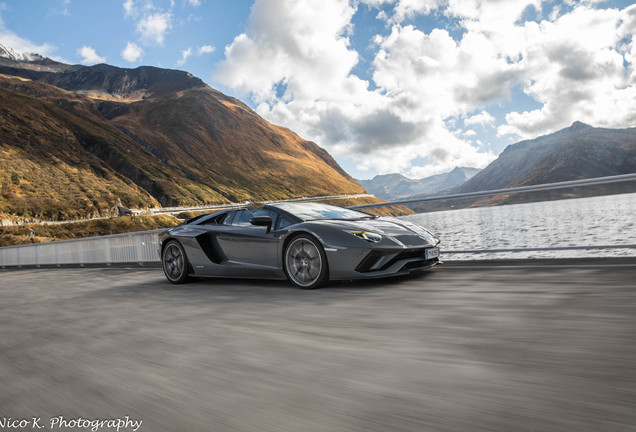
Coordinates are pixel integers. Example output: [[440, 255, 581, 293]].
[[1, 261, 635, 432]]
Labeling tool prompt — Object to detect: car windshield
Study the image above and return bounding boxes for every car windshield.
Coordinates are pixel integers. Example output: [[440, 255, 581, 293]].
[[270, 202, 374, 222]]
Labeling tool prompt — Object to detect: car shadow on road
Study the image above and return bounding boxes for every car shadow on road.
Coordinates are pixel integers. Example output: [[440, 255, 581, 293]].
[[81, 267, 437, 305]]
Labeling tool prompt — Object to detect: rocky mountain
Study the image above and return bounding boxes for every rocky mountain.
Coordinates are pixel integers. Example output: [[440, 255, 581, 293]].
[[458, 122, 636, 192], [358, 167, 481, 200], [0, 46, 364, 221], [408, 122, 636, 212], [0, 43, 44, 62], [0, 43, 77, 73]]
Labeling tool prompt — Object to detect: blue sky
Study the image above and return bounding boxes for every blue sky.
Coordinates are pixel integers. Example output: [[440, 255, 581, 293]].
[[1, 0, 635, 179]]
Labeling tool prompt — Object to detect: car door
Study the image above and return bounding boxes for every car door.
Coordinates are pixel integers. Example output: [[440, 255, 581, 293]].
[[215, 208, 281, 272]]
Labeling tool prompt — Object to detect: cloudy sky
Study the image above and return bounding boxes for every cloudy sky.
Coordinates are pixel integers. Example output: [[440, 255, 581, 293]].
[[1, 0, 635, 179]]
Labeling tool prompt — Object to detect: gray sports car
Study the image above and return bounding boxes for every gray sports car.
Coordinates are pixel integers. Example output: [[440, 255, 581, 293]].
[[159, 202, 440, 289]]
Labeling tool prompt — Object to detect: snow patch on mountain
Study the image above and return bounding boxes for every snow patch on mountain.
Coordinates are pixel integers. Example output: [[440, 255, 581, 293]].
[[0, 43, 45, 62]]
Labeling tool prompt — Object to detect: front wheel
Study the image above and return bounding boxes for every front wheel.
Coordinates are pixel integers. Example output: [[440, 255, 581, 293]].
[[284, 235, 328, 289], [162, 240, 191, 284]]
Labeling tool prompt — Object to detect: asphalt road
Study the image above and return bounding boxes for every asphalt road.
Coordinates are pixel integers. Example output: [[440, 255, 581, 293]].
[[1, 262, 635, 432]]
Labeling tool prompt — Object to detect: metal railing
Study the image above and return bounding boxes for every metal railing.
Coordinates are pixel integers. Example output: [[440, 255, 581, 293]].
[[348, 173, 636, 209], [441, 244, 636, 255], [349, 173, 636, 258]]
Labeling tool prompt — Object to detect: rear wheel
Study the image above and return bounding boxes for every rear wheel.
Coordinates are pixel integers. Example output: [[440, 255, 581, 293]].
[[162, 240, 191, 284], [284, 235, 328, 289]]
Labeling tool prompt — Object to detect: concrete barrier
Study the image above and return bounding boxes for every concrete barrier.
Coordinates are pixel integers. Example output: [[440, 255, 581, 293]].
[[0, 229, 163, 268]]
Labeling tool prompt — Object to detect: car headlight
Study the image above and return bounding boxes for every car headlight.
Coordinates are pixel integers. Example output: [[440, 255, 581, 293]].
[[348, 230, 382, 243], [401, 221, 438, 244]]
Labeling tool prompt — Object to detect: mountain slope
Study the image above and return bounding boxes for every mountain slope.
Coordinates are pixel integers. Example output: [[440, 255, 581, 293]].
[[0, 48, 363, 221], [358, 167, 481, 200], [0, 84, 160, 220], [405, 122, 636, 212], [458, 122, 636, 193]]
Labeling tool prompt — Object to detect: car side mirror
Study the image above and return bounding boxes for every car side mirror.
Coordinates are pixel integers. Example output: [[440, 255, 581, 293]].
[[250, 216, 272, 233]]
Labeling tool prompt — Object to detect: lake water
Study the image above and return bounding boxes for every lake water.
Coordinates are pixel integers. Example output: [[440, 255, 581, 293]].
[[402, 192, 636, 260]]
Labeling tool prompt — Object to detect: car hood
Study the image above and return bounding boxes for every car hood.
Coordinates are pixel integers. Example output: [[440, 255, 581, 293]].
[[311, 217, 439, 246]]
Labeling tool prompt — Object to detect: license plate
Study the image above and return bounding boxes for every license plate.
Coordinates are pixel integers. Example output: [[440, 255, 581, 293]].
[[425, 247, 439, 260]]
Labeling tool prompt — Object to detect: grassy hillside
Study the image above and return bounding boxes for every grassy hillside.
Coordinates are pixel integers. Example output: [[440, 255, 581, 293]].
[[106, 87, 364, 201], [0, 85, 160, 221], [0, 72, 364, 222]]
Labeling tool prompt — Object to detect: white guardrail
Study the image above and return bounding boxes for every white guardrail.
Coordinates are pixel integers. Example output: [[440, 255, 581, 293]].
[[0, 230, 163, 268]]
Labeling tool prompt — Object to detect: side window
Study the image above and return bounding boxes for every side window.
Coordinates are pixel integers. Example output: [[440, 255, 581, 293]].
[[276, 215, 294, 230], [232, 209, 254, 226], [232, 209, 278, 228], [199, 213, 228, 225]]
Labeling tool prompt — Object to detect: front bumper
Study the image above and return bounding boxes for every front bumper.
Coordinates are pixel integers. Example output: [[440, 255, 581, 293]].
[[326, 245, 440, 280]]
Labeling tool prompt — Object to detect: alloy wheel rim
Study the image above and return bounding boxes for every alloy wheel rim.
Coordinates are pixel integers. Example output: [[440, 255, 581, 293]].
[[164, 244, 185, 281], [286, 238, 322, 287]]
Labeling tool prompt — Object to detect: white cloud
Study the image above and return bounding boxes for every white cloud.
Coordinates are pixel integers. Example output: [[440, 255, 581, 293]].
[[216, 0, 359, 102], [177, 47, 192, 65], [0, 11, 57, 59], [122, 41, 143, 62], [123, 0, 135, 17], [188, 0, 201, 6], [77, 45, 105, 65], [391, 0, 442, 23], [371, 25, 518, 118], [123, 0, 158, 18], [136, 12, 172, 45], [448, 0, 541, 23], [0, 35, 56, 59], [215, 0, 636, 176], [197, 44, 215, 55], [496, 4, 636, 138], [215, 0, 498, 176], [60, 0, 71, 16], [465, 110, 495, 127]]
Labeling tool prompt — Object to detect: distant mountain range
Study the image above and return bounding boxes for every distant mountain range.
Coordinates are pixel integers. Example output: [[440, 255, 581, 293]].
[[0, 44, 363, 221], [357, 167, 481, 200], [459, 121, 636, 192], [409, 121, 636, 212]]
